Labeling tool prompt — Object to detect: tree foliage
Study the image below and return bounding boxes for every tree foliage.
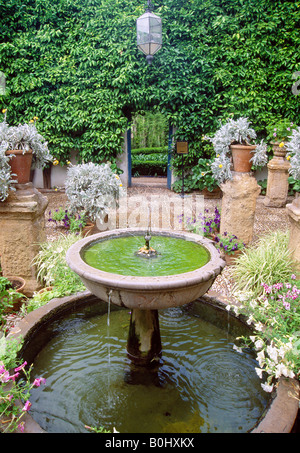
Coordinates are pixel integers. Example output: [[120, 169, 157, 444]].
[[0, 0, 299, 169]]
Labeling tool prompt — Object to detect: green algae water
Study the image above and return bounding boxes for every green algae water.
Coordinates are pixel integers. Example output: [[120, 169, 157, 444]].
[[29, 302, 270, 433], [82, 235, 210, 276]]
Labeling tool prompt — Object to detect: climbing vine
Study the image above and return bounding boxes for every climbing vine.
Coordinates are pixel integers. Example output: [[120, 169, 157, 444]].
[[0, 0, 299, 170]]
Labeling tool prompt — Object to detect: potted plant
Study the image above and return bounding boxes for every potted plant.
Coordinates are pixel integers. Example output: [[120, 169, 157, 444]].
[[266, 119, 298, 158], [65, 162, 123, 228], [0, 275, 25, 320], [208, 117, 268, 184], [0, 109, 53, 197], [214, 232, 246, 265]]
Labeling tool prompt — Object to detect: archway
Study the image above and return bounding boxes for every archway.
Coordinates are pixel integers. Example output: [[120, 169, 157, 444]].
[[126, 111, 174, 189]]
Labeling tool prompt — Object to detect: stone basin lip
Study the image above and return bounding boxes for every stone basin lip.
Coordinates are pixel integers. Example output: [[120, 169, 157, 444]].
[[66, 228, 226, 292]]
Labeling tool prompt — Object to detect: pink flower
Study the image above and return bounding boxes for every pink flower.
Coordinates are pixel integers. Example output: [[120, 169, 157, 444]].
[[18, 422, 25, 433], [33, 377, 46, 387], [22, 400, 32, 412], [8, 372, 20, 381], [1, 370, 10, 383], [14, 361, 27, 372]]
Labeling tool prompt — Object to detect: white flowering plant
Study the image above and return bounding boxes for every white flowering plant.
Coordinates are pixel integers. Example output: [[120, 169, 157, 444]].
[[286, 126, 300, 181], [0, 143, 17, 201], [227, 274, 300, 393], [65, 162, 123, 222], [208, 117, 268, 184]]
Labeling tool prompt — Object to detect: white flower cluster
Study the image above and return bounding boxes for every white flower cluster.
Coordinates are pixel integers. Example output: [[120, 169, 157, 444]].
[[251, 335, 295, 393], [65, 162, 123, 222], [286, 126, 300, 180]]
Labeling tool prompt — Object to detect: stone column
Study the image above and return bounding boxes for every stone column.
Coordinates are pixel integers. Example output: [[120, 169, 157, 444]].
[[220, 172, 261, 244], [263, 143, 290, 208], [127, 308, 162, 366], [286, 195, 300, 276], [0, 183, 48, 296]]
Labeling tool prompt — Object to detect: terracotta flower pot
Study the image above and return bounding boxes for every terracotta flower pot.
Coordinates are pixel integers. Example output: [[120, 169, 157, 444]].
[[7, 276, 26, 293], [81, 221, 95, 236], [6, 149, 33, 184], [3, 276, 26, 313], [230, 144, 256, 173], [224, 250, 242, 266]]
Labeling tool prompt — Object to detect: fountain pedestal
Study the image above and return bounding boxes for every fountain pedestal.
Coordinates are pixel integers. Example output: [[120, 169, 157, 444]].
[[127, 308, 162, 366]]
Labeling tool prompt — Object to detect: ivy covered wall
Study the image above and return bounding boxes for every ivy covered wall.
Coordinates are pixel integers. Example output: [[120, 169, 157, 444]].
[[0, 0, 299, 169]]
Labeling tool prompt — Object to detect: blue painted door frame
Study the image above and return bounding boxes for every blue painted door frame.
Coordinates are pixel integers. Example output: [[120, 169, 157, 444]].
[[127, 123, 173, 189]]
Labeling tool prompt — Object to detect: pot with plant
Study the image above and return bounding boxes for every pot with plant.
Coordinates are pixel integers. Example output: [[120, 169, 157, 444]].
[[65, 162, 123, 232], [263, 119, 297, 208], [209, 117, 268, 184], [0, 110, 53, 200], [0, 275, 25, 320], [266, 119, 297, 157], [214, 232, 245, 265]]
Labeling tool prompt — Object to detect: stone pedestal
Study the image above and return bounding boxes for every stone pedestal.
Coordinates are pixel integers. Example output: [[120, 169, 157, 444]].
[[263, 143, 290, 208], [286, 195, 300, 276], [127, 308, 162, 366], [0, 183, 48, 296], [220, 172, 261, 244]]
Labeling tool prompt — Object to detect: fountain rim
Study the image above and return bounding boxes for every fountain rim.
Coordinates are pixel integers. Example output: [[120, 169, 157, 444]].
[[66, 228, 226, 291]]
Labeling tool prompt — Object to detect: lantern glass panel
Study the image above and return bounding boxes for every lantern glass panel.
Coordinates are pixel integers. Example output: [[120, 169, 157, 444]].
[[137, 12, 162, 56]]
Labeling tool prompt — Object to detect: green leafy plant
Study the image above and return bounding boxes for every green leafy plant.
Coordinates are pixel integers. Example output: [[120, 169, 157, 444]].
[[1, 0, 299, 170], [257, 179, 267, 196], [266, 119, 297, 143], [288, 176, 300, 195], [232, 230, 296, 296], [0, 276, 23, 329], [131, 152, 168, 176]]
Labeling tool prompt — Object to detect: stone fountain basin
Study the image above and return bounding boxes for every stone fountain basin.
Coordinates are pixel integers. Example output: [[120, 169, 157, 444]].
[[66, 228, 226, 310]]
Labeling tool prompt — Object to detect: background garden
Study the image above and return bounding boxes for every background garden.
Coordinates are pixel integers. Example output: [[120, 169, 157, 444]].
[[1, 0, 300, 177]]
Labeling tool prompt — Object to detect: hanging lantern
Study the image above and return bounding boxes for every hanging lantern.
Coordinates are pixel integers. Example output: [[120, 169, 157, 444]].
[[136, 1, 162, 65]]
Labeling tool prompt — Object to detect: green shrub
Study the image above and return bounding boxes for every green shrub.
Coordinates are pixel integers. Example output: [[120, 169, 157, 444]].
[[131, 147, 168, 155], [26, 233, 86, 313], [131, 152, 168, 176], [232, 230, 296, 296]]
